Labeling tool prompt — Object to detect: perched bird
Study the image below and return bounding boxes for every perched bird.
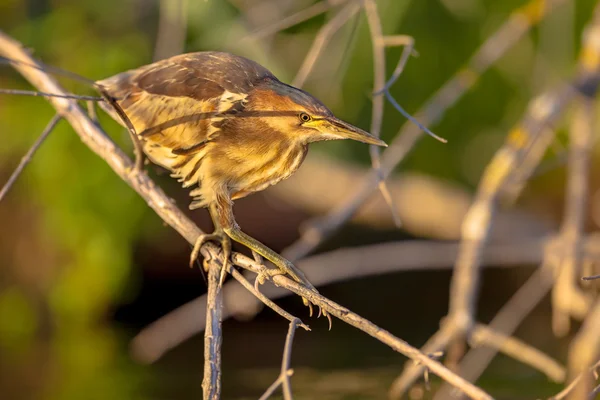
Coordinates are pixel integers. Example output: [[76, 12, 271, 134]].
[[95, 51, 387, 291]]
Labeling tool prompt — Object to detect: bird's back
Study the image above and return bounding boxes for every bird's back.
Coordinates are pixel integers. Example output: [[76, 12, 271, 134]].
[[96, 52, 281, 206]]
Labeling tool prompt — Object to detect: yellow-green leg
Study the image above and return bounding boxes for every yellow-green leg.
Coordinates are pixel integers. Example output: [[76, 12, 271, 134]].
[[211, 199, 317, 294], [223, 226, 316, 292]]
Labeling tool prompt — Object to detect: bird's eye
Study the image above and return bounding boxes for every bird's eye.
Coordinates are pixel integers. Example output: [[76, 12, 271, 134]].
[[299, 112, 312, 122]]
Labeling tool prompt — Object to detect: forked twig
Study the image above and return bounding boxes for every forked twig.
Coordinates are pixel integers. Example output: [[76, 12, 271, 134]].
[[435, 264, 555, 398], [0, 113, 61, 202], [259, 319, 300, 400]]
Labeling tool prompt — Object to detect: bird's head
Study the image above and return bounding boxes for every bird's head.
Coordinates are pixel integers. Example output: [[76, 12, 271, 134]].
[[246, 77, 387, 147]]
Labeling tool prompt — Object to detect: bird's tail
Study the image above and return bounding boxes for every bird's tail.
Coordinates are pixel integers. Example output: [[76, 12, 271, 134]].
[[0, 55, 137, 136]]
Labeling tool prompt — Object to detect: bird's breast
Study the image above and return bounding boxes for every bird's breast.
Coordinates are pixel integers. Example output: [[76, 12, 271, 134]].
[[228, 142, 308, 199]]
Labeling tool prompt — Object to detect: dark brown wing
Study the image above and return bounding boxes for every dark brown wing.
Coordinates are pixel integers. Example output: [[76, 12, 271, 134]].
[[96, 52, 275, 152]]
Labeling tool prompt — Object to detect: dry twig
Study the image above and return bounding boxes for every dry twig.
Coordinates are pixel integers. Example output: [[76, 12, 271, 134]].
[[0, 113, 61, 202], [258, 319, 300, 400], [470, 323, 565, 383], [436, 264, 555, 398], [292, 1, 360, 88], [246, 0, 347, 41]]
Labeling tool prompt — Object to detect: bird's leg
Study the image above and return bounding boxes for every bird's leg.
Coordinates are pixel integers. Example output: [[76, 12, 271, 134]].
[[189, 203, 232, 287], [213, 199, 317, 297]]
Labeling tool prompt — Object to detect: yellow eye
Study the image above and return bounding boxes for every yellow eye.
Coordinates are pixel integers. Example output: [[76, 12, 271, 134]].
[[299, 112, 312, 122]]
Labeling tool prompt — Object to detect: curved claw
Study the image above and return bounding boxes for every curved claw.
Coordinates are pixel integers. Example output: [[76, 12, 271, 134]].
[[190, 231, 232, 288], [190, 233, 225, 268]]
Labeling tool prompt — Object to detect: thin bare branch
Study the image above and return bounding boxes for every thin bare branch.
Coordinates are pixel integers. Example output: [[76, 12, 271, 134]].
[[470, 323, 565, 382], [202, 261, 223, 400], [391, 70, 600, 400], [229, 268, 310, 331], [246, 0, 346, 41], [292, 0, 360, 88], [375, 35, 414, 94], [259, 319, 300, 400], [564, 299, 600, 400], [0, 113, 61, 202], [436, 264, 555, 397], [0, 88, 102, 100], [582, 274, 600, 281]]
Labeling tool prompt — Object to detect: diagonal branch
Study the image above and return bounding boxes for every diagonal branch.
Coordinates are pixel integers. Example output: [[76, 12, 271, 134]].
[[292, 0, 360, 88], [258, 319, 300, 400], [246, 0, 347, 41], [0, 113, 62, 202]]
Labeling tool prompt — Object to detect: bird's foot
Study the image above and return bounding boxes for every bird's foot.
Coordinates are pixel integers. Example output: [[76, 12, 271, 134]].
[[190, 230, 232, 287]]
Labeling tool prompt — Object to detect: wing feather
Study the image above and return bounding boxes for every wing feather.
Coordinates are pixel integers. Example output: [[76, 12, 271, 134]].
[[96, 52, 274, 153]]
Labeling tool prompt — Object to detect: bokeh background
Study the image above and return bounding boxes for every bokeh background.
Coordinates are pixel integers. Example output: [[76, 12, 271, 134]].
[[1, 0, 599, 399]]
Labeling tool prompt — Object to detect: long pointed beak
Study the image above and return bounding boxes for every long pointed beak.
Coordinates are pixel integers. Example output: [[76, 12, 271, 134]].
[[322, 117, 387, 147]]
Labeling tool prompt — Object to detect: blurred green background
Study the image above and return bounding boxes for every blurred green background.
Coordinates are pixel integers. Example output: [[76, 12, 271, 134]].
[[0, 0, 598, 399]]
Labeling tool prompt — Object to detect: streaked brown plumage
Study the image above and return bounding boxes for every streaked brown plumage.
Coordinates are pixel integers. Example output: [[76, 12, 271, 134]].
[[96, 51, 386, 292]]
